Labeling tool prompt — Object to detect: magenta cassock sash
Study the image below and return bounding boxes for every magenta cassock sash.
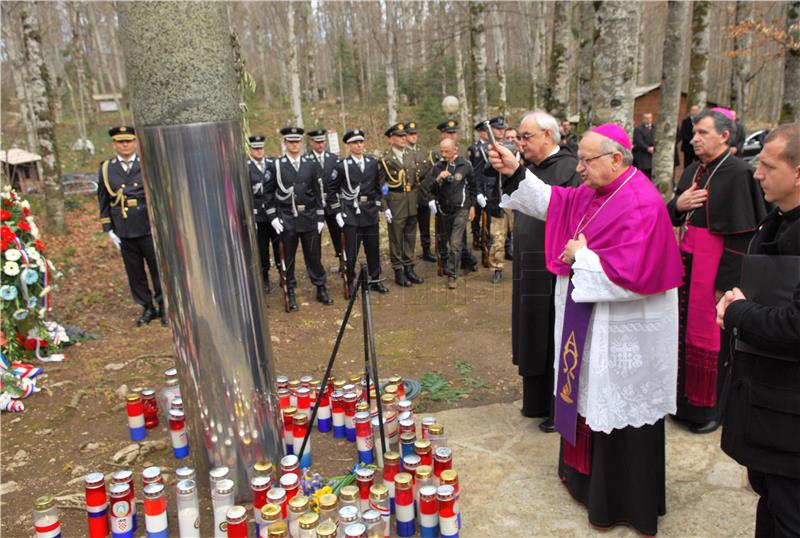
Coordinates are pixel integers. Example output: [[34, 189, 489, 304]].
[[680, 225, 724, 407]]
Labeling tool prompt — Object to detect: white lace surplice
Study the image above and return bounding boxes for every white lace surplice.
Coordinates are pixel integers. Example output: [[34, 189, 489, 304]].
[[501, 170, 678, 434]]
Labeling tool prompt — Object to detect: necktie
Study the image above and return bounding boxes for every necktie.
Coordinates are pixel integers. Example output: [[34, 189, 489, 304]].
[[292, 160, 299, 172], [358, 160, 364, 172], [122, 160, 131, 173]]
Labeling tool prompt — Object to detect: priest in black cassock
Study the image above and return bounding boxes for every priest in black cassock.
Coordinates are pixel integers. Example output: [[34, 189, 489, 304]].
[[502, 110, 581, 431], [667, 109, 768, 433]]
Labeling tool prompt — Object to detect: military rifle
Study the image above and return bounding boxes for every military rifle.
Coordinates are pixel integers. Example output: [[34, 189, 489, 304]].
[[277, 241, 290, 312], [480, 209, 490, 268]]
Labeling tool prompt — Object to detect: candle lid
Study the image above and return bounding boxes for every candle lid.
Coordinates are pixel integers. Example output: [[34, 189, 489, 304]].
[[383, 451, 400, 465], [288, 494, 309, 513], [344, 522, 366, 537], [266, 521, 289, 537], [143, 483, 164, 498], [316, 521, 338, 537], [226, 505, 247, 524], [318, 493, 338, 510], [176, 479, 196, 495], [209, 466, 229, 482], [360, 509, 381, 524], [298, 511, 320, 529], [84, 472, 105, 488], [415, 465, 433, 480], [369, 484, 388, 500], [261, 503, 282, 521], [33, 495, 54, 511], [214, 479, 234, 495], [338, 485, 359, 501]]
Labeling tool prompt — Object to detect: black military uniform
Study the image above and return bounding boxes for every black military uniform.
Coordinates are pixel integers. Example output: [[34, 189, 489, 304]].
[[633, 120, 656, 179], [306, 128, 343, 259], [427, 154, 475, 288], [247, 135, 280, 293], [264, 126, 332, 311], [378, 122, 423, 287], [329, 129, 389, 294], [405, 122, 436, 263], [467, 124, 492, 250], [98, 126, 164, 326]]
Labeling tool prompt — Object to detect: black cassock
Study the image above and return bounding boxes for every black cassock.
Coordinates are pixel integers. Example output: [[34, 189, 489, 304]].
[[503, 147, 582, 418], [667, 151, 768, 425]]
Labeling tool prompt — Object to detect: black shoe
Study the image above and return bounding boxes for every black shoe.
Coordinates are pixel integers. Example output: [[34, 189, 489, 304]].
[[538, 417, 556, 433], [316, 285, 334, 305], [405, 267, 424, 284], [447, 277, 457, 289], [421, 248, 437, 262], [689, 419, 720, 434], [137, 304, 158, 326], [287, 289, 299, 312], [157, 301, 167, 326], [370, 282, 390, 294], [491, 270, 502, 284], [395, 269, 411, 287]]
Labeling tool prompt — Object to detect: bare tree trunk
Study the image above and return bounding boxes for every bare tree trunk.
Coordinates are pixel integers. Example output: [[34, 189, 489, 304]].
[[653, 1, 690, 195], [383, 0, 399, 125], [522, 3, 535, 109], [256, 20, 270, 104], [591, 1, 638, 132], [70, 4, 90, 143], [455, 12, 471, 140], [548, 1, 572, 118], [303, 2, 317, 102], [730, 1, 753, 117], [20, 1, 64, 234], [577, 1, 596, 129], [287, 2, 303, 127], [107, 4, 127, 91], [782, 1, 800, 122], [532, 1, 548, 110], [469, 0, 488, 124], [491, 4, 507, 117], [3, 20, 38, 153], [687, 1, 710, 108]]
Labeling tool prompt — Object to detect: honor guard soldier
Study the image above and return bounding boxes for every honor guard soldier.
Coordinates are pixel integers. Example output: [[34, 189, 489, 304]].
[[426, 139, 476, 289], [429, 120, 478, 272], [378, 122, 424, 287], [247, 135, 280, 293], [405, 122, 437, 263], [473, 117, 511, 284], [329, 129, 389, 294], [467, 118, 505, 252], [305, 128, 343, 262], [265, 126, 333, 311], [97, 126, 165, 326]]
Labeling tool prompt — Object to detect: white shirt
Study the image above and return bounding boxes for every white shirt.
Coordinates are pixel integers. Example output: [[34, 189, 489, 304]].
[[116, 153, 138, 173], [351, 157, 365, 171], [501, 169, 679, 433], [392, 147, 405, 162]]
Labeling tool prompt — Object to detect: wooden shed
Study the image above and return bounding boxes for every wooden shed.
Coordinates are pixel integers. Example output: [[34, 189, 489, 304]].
[[0, 148, 41, 193]]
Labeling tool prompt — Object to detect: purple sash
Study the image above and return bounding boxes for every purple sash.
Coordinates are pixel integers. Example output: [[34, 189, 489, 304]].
[[554, 280, 595, 445]]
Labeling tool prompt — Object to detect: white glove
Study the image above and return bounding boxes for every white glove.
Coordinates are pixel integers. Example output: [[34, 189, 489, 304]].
[[384, 209, 393, 224], [317, 221, 325, 234], [108, 230, 121, 251], [428, 200, 438, 215], [271, 218, 284, 234], [476, 194, 487, 208], [335, 213, 345, 228]]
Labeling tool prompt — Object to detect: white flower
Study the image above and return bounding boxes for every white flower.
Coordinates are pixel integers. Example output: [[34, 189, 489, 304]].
[[4, 249, 21, 262], [20, 200, 30, 210], [28, 220, 39, 239], [39, 286, 51, 297], [28, 250, 41, 263], [3, 261, 20, 276]]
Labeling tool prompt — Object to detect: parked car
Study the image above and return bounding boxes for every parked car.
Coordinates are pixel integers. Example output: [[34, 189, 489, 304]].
[[740, 129, 765, 164]]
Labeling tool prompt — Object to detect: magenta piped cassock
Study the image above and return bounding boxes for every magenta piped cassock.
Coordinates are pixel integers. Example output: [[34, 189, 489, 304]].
[[545, 166, 684, 294]]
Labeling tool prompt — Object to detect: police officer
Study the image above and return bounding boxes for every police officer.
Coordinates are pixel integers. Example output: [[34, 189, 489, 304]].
[[378, 122, 424, 287], [247, 135, 280, 292], [98, 126, 164, 326], [265, 126, 333, 311], [426, 138, 476, 289], [329, 129, 389, 294], [429, 119, 478, 272], [305, 128, 342, 262], [405, 122, 436, 263]]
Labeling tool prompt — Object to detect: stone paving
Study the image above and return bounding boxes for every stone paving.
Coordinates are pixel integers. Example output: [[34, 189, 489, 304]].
[[439, 401, 756, 537]]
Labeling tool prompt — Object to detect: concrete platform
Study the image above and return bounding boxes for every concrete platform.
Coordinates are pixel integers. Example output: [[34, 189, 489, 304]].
[[437, 401, 756, 537]]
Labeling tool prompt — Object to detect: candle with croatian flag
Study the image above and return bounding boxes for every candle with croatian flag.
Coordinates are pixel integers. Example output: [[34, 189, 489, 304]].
[[433, 447, 453, 486], [440, 470, 461, 529], [109, 484, 133, 538], [84, 472, 110, 538], [296, 387, 311, 414], [382, 451, 400, 514], [126, 394, 146, 441], [282, 407, 296, 454], [418, 485, 439, 538], [168, 410, 190, 459], [343, 392, 358, 442], [33, 496, 62, 538], [316, 383, 332, 433], [287, 379, 300, 408], [251, 475, 271, 536], [277, 388, 290, 410], [331, 390, 345, 438], [437, 485, 459, 538], [292, 412, 312, 468], [393, 473, 414, 537], [143, 483, 168, 538], [111, 470, 136, 533], [354, 411, 374, 464], [355, 467, 375, 513]]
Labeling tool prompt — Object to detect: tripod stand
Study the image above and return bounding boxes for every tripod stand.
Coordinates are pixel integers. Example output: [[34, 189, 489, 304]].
[[297, 263, 387, 462]]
